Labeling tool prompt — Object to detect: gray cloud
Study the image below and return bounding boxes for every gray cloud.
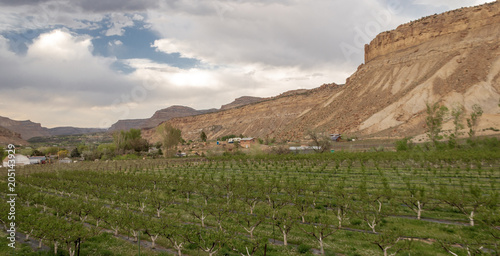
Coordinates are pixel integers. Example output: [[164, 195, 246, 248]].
[[77, 0, 160, 12], [0, 0, 51, 6]]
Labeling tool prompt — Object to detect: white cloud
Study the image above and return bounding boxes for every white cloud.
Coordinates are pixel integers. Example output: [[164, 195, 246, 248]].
[[0, 29, 139, 127], [105, 13, 135, 36]]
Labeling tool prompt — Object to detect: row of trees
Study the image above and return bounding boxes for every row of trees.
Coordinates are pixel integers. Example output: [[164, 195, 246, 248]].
[[426, 102, 484, 147]]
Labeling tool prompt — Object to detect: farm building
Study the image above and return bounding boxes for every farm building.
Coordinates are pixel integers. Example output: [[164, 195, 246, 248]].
[[58, 157, 72, 164], [240, 138, 256, 148], [289, 146, 322, 154], [330, 134, 342, 142], [228, 138, 242, 143], [2, 154, 31, 167], [29, 156, 47, 164]]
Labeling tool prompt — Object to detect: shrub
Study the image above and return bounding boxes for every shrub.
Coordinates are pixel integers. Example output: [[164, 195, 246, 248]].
[[298, 244, 312, 254], [395, 137, 412, 151]]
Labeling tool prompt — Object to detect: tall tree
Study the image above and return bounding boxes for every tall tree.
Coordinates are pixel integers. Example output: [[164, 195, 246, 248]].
[[306, 129, 332, 153], [157, 123, 183, 157], [449, 104, 464, 148], [426, 102, 449, 146], [200, 130, 207, 142], [467, 104, 483, 139]]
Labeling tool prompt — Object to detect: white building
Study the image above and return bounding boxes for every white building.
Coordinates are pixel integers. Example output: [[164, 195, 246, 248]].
[[2, 154, 31, 167]]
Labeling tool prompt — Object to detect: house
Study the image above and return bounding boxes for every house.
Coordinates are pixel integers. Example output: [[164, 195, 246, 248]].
[[29, 156, 47, 164], [330, 134, 342, 142], [289, 146, 322, 154], [2, 154, 31, 167], [58, 157, 72, 164], [240, 138, 255, 148], [176, 152, 187, 157], [228, 138, 242, 143]]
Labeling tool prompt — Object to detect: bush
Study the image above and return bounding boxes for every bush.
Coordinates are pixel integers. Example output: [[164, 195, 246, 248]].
[[395, 137, 412, 151], [298, 244, 312, 254]]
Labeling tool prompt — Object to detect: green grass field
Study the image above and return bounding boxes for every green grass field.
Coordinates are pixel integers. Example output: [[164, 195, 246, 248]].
[[1, 149, 499, 256]]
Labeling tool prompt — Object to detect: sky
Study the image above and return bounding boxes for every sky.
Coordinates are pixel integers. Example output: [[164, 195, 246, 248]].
[[0, 0, 493, 128]]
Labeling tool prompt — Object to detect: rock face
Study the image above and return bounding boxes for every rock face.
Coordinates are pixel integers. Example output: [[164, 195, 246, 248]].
[[145, 1, 500, 142], [365, 2, 499, 63], [0, 126, 29, 145], [220, 96, 264, 110]]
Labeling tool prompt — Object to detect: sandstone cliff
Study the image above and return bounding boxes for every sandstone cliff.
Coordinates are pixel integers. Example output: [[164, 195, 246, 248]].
[[145, 1, 500, 142]]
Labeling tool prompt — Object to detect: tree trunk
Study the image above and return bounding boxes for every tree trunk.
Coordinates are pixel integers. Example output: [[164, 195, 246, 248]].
[[282, 230, 288, 246], [151, 234, 158, 249], [417, 201, 422, 220], [244, 227, 255, 240], [368, 218, 377, 233], [301, 215, 305, 223], [112, 227, 119, 236], [469, 211, 474, 226], [131, 230, 138, 242], [319, 237, 324, 255], [68, 245, 76, 256], [174, 242, 183, 256], [38, 238, 43, 248], [54, 241, 59, 255]]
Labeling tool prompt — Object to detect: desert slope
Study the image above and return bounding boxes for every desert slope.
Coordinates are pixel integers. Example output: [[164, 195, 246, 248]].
[[146, 2, 500, 142]]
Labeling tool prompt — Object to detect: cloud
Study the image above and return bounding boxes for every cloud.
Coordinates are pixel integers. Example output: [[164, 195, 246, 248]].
[[0, 0, 51, 6], [76, 0, 160, 12], [148, 0, 409, 71], [0, 30, 139, 127], [104, 13, 136, 36]]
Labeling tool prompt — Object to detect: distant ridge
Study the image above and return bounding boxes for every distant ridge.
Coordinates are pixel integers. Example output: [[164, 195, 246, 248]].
[[220, 96, 264, 110], [0, 116, 106, 140]]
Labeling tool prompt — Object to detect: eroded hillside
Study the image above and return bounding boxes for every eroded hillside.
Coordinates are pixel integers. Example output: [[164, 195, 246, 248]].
[[145, 1, 500, 142]]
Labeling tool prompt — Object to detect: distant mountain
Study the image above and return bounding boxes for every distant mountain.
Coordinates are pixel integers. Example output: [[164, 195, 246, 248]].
[[220, 96, 264, 110], [143, 106, 218, 129], [0, 116, 106, 140], [0, 125, 29, 145], [108, 119, 148, 132], [0, 116, 50, 139], [108, 106, 219, 132]]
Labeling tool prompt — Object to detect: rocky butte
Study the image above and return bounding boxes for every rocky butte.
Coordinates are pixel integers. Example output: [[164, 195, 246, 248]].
[[145, 2, 500, 143]]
